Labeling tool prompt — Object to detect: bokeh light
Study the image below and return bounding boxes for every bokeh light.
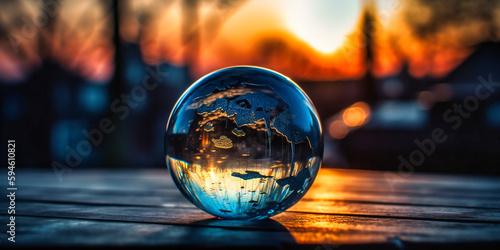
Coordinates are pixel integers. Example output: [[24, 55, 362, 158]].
[[343, 102, 370, 127]]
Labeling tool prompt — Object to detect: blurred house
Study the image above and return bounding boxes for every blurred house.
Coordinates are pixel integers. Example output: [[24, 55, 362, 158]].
[[332, 41, 500, 174]]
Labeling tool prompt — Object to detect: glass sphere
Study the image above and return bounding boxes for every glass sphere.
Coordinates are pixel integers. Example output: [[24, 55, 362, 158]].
[[165, 66, 322, 220]]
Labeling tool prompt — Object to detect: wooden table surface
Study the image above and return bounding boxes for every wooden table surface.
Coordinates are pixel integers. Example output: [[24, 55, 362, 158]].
[[2, 168, 500, 249]]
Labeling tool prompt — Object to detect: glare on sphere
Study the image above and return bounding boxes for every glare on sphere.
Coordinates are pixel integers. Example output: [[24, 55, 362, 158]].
[[165, 66, 323, 220]]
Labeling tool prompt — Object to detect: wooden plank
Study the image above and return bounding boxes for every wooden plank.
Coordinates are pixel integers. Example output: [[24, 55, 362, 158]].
[[277, 213, 500, 245], [14, 177, 500, 219], [3, 200, 500, 245], [5, 168, 500, 247], [5, 215, 499, 248], [288, 200, 500, 223], [300, 169, 500, 209], [17, 182, 500, 209], [305, 169, 500, 200], [10, 168, 500, 224], [14, 169, 177, 191], [16, 168, 500, 195], [14, 169, 500, 210], [1, 215, 298, 249], [14, 188, 500, 223], [18, 186, 192, 207]]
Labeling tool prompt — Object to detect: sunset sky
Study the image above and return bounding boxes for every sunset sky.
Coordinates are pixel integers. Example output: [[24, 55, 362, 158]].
[[1, 0, 499, 82], [120, 0, 499, 81]]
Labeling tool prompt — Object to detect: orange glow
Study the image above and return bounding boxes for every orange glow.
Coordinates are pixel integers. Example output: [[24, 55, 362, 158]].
[[119, 0, 369, 81], [374, 0, 481, 79], [201, 129, 210, 148], [343, 102, 370, 127], [0, 0, 114, 82], [343, 107, 366, 127], [329, 120, 348, 140], [1, 0, 494, 83]]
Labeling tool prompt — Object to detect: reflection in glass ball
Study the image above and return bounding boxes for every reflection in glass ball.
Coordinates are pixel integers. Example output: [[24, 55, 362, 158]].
[[165, 66, 323, 220]]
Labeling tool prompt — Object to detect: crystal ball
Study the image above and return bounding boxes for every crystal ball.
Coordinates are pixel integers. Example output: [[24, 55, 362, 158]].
[[165, 66, 322, 220]]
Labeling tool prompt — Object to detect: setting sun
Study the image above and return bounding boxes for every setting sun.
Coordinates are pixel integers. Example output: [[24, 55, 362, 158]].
[[284, 0, 361, 54]]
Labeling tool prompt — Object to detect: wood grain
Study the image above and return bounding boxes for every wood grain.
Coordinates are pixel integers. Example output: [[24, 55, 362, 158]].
[[2, 168, 500, 248]]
